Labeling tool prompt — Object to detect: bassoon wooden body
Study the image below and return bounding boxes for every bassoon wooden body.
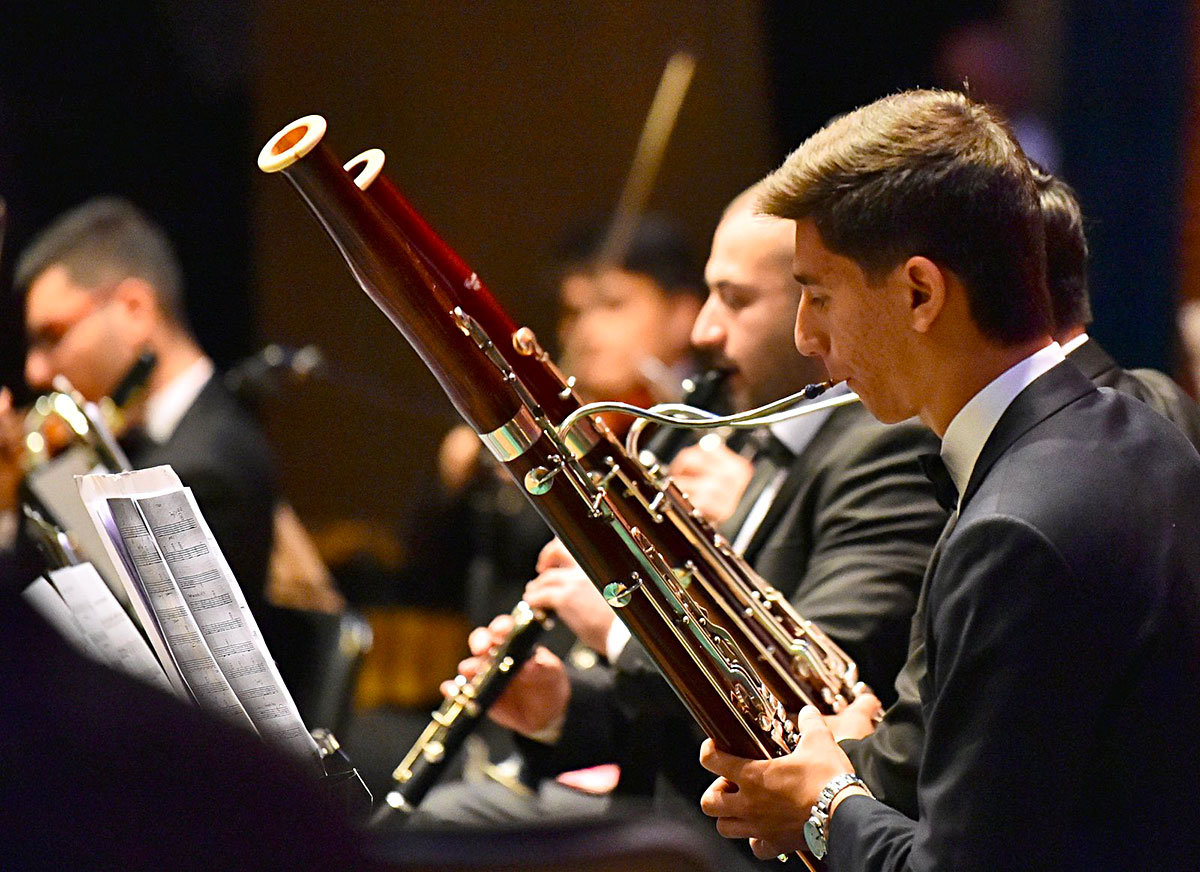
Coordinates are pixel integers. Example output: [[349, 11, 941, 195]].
[[260, 116, 864, 870]]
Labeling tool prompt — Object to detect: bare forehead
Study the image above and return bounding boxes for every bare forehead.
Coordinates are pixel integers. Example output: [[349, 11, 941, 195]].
[[707, 210, 793, 280], [791, 219, 860, 283], [24, 264, 98, 324]]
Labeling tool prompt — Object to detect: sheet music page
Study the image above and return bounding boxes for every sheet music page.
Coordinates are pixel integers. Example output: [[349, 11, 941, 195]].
[[48, 562, 172, 693], [25, 444, 129, 606], [22, 576, 104, 660], [134, 486, 318, 759], [78, 468, 253, 724]]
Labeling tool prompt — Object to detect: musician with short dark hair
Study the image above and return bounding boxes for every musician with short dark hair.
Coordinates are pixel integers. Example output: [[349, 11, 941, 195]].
[[422, 186, 947, 868], [13, 197, 278, 617], [1033, 165, 1200, 448], [840, 163, 1200, 822], [698, 89, 1200, 870]]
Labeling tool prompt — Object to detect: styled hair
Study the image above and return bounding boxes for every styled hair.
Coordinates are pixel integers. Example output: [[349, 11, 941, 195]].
[[553, 213, 705, 300], [759, 89, 1051, 345], [15, 197, 186, 323], [1030, 163, 1091, 332]]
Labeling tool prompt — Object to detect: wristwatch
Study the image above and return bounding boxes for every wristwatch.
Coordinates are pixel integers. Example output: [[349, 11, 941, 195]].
[[804, 773, 870, 860]]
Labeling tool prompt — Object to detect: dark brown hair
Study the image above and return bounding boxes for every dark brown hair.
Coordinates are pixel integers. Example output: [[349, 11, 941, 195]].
[[15, 197, 187, 324], [1030, 163, 1091, 333], [759, 90, 1051, 345]]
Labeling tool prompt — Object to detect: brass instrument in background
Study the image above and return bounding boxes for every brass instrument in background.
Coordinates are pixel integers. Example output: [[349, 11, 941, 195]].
[[260, 116, 864, 870], [18, 357, 154, 582]]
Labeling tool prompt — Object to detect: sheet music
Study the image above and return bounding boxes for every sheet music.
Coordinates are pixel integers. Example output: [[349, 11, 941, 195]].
[[22, 576, 104, 660], [134, 487, 317, 758], [25, 443, 129, 606], [106, 495, 255, 728], [78, 466, 317, 760], [48, 562, 172, 692]]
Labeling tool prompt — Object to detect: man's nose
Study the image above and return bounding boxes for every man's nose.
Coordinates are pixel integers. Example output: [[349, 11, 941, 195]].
[[25, 350, 54, 390], [794, 301, 825, 358], [689, 298, 724, 350]]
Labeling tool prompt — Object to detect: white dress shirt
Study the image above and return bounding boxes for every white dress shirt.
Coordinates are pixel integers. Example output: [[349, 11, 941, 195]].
[[143, 356, 215, 445], [940, 343, 1066, 508]]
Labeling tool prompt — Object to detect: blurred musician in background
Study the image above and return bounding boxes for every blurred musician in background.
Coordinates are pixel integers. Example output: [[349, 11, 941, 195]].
[[10, 197, 278, 618], [698, 90, 1200, 870], [552, 214, 705, 418], [417, 185, 947, 868], [0, 188, 373, 872], [1032, 164, 1200, 448]]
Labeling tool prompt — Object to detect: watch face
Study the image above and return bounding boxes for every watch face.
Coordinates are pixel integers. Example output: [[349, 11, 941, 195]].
[[804, 817, 828, 860]]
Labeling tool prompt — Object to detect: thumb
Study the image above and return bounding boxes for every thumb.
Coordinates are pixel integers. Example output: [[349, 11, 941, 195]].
[[797, 704, 827, 736], [847, 691, 882, 721]]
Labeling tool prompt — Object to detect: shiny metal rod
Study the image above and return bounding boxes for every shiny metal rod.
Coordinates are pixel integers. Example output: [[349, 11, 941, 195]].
[[559, 380, 861, 445]]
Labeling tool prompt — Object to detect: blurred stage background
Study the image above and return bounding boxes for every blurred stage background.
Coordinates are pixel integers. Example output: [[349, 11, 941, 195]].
[[2, 0, 1198, 796]]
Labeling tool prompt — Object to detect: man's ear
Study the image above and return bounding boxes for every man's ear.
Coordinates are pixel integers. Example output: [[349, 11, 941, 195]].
[[903, 256, 946, 334], [110, 277, 160, 341]]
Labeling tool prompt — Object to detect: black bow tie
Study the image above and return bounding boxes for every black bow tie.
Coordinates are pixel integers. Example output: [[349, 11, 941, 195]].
[[918, 452, 959, 512]]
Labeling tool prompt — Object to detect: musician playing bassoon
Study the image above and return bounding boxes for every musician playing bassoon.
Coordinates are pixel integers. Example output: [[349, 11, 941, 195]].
[[840, 163, 1200, 822], [698, 89, 1200, 870], [427, 185, 947, 868]]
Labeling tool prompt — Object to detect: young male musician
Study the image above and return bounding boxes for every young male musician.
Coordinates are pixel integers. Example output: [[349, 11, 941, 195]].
[[839, 163, 1200, 822], [518, 187, 944, 704], [427, 187, 946, 867], [698, 89, 1200, 870], [13, 197, 278, 616]]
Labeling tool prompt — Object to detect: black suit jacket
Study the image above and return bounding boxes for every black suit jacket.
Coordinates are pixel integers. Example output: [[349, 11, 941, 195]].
[[130, 376, 278, 616], [830, 361, 1200, 871], [844, 339, 1200, 819], [523, 404, 946, 804], [1069, 337, 1200, 448]]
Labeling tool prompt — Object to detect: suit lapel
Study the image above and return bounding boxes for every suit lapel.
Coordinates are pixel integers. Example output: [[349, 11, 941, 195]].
[[959, 360, 1096, 509], [739, 404, 862, 565], [1065, 338, 1119, 383]]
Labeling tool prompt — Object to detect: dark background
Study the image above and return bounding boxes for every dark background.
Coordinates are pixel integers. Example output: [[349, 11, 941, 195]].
[[1, 0, 1193, 533]]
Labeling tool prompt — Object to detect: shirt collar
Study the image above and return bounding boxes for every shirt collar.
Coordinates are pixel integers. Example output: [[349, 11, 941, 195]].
[[1058, 331, 1089, 355], [143, 356, 214, 444], [769, 381, 849, 456], [940, 343, 1065, 504]]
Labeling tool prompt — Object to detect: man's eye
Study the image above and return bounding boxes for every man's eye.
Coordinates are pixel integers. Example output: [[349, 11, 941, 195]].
[[717, 290, 748, 311], [30, 327, 65, 349]]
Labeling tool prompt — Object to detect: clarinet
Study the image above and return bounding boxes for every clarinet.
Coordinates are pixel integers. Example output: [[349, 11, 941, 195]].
[[261, 117, 861, 871], [375, 601, 548, 819]]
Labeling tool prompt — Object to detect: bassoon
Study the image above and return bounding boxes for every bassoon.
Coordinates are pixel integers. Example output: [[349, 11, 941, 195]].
[[372, 367, 736, 818], [260, 116, 865, 871]]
